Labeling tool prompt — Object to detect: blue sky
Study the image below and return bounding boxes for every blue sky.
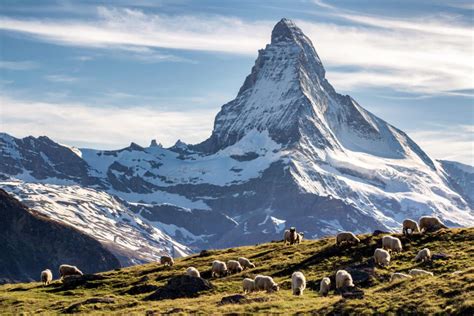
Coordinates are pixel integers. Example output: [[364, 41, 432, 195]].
[[0, 0, 473, 164]]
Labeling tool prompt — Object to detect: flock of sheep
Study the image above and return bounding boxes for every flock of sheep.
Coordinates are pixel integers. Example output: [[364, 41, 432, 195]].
[[39, 215, 447, 300]]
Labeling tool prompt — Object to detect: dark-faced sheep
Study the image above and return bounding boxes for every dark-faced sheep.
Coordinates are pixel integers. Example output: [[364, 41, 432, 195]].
[[185, 267, 200, 277], [336, 232, 360, 246], [403, 219, 420, 235], [40, 269, 52, 285], [283, 227, 298, 245], [319, 277, 331, 296], [160, 255, 174, 266], [59, 264, 83, 279], [414, 248, 431, 262], [382, 235, 403, 253], [419, 216, 447, 233], [374, 248, 391, 267]]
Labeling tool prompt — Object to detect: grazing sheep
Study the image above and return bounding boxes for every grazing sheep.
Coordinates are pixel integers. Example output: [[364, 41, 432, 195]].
[[211, 260, 228, 278], [335, 270, 354, 289], [382, 235, 403, 253], [238, 257, 255, 269], [419, 216, 448, 233], [242, 278, 255, 293], [409, 269, 434, 277], [403, 219, 420, 235], [284, 227, 298, 245], [374, 248, 391, 267], [319, 277, 331, 296], [291, 272, 306, 296], [227, 260, 243, 274], [185, 267, 200, 278], [414, 248, 431, 263], [160, 255, 174, 266], [390, 272, 412, 282], [40, 269, 52, 285], [254, 275, 279, 293], [59, 264, 83, 279], [336, 232, 360, 246]]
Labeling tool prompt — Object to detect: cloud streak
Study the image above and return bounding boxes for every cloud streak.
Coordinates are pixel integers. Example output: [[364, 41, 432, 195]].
[[0, 6, 472, 95], [0, 95, 215, 149], [0, 60, 38, 70]]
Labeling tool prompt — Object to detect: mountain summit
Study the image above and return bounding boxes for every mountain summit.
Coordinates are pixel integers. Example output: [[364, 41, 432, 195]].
[[0, 19, 472, 270]]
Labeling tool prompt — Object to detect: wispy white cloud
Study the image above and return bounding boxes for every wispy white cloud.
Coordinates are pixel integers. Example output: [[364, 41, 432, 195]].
[[44, 74, 78, 83], [0, 6, 472, 94], [0, 60, 38, 70], [0, 95, 215, 149], [408, 125, 474, 166]]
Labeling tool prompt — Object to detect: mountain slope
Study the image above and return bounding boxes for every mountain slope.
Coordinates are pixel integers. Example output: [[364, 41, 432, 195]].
[[0, 18, 472, 262], [0, 189, 120, 283], [0, 228, 472, 314]]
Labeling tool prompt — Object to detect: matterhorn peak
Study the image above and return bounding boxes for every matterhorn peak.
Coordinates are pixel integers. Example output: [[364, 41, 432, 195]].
[[271, 18, 306, 44]]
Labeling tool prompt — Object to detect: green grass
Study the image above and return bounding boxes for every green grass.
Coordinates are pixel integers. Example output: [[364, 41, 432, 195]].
[[1, 228, 473, 314]]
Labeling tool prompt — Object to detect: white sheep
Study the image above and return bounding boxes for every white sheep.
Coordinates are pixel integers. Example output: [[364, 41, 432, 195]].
[[409, 269, 434, 277], [390, 272, 412, 282], [185, 267, 200, 278], [160, 255, 174, 266], [382, 235, 403, 253], [40, 269, 52, 285], [284, 227, 298, 245], [419, 216, 447, 233], [335, 270, 354, 289], [319, 277, 331, 296], [336, 232, 360, 246], [291, 272, 306, 296], [211, 260, 228, 278], [227, 260, 243, 274], [296, 233, 304, 244], [414, 248, 431, 263], [402, 219, 420, 235], [242, 278, 255, 293], [238, 257, 255, 269], [59, 264, 83, 279], [254, 275, 279, 293], [374, 248, 391, 267]]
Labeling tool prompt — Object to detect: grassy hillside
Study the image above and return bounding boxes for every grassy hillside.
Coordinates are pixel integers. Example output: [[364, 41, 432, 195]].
[[1, 228, 473, 314]]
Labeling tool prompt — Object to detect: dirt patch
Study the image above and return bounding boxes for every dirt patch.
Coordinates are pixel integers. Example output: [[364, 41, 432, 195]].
[[218, 294, 269, 305], [145, 275, 213, 301], [48, 274, 106, 292], [124, 284, 159, 295]]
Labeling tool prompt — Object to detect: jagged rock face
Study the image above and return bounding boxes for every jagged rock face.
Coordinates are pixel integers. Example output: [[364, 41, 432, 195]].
[[0, 189, 120, 283], [0, 19, 472, 265]]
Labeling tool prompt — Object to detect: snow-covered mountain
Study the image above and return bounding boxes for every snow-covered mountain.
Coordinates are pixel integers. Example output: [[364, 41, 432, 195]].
[[1, 19, 472, 263]]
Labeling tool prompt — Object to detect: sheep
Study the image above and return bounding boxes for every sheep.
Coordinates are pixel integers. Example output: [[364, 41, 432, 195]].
[[227, 260, 243, 274], [211, 260, 228, 278], [291, 272, 306, 296], [374, 248, 391, 267], [414, 248, 431, 263], [284, 227, 298, 245], [319, 277, 331, 296], [409, 269, 434, 277], [403, 219, 420, 235], [160, 255, 174, 266], [296, 233, 304, 244], [254, 275, 279, 293], [419, 216, 448, 233], [185, 267, 200, 278], [242, 278, 255, 293], [335, 270, 354, 289], [59, 264, 83, 279], [238, 257, 255, 269], [40, 269, 52, 285], [382, 235, 403, 253], [390, 272, 412, 282], [336, 232, 360, 246]]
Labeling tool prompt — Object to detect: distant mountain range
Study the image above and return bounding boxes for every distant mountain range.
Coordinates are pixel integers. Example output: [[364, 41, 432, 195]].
[[1, 19, 472, 276]]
